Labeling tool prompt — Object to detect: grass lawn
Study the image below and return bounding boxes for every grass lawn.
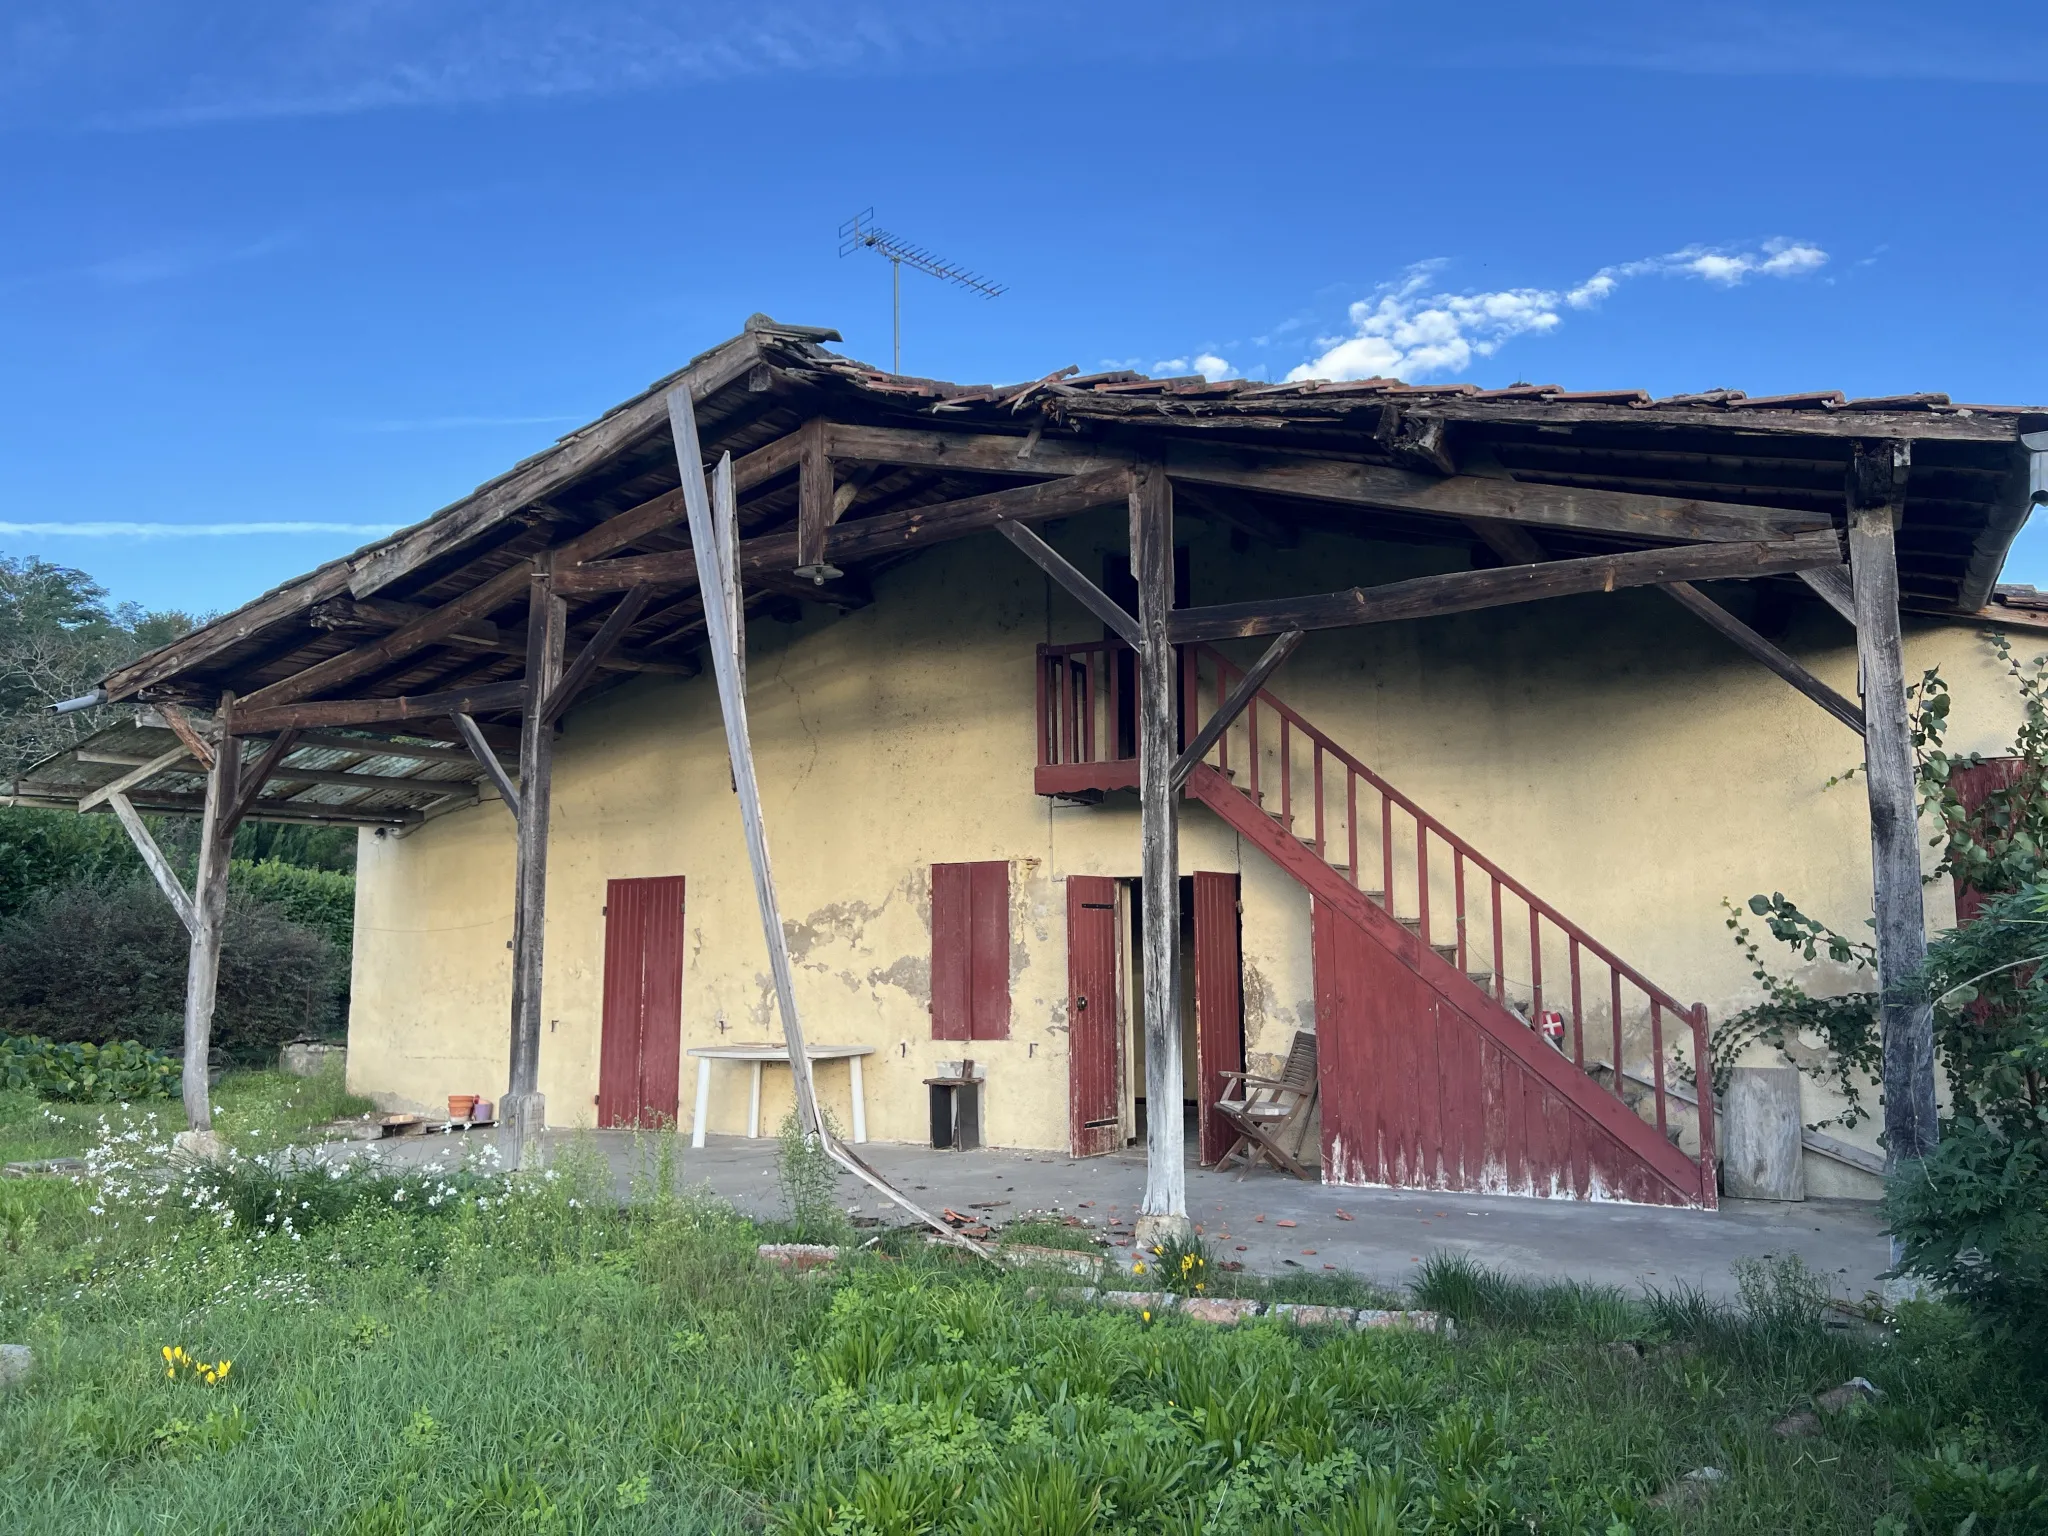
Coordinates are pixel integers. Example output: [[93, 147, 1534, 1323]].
[[1, 1099, 2044, 1533], [0, 1067, 372, 1167]]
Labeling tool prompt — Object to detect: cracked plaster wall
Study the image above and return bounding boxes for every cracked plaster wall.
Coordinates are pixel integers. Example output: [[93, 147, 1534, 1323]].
[[348, 510, 2024, 1177]]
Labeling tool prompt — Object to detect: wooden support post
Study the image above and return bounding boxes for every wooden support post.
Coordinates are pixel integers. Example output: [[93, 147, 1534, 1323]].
[[179, 698, 240, 1141], [1847, 439, 1938, 1171], [794, 419, 842, 581], [1132, 462, 1191, 1244], [501, 555, 565, 1167]]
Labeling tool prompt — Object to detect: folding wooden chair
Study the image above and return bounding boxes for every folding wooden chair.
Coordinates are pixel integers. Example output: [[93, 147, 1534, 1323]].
[[1213, 1031, 1319, 1180]]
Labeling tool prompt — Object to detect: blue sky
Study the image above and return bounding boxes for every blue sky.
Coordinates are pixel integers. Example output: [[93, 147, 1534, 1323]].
[[3, 2, 2046, 617]]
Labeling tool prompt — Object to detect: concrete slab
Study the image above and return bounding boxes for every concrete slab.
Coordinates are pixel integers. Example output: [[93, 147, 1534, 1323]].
[[346, 1130, 1890, 1303]]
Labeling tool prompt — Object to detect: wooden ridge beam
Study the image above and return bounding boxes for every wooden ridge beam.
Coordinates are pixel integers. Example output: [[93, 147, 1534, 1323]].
[[230, 680, 528, 736], [1166, 530, 1845, 643], [77, 749, 468, 794], [1661, 582, 1865, 735], [555, 468, 1135, 596], [820, 422, 1836, 545]]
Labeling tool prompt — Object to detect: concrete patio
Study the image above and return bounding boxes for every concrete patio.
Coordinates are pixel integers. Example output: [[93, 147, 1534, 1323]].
[[346, 1127, 1892, 1303]]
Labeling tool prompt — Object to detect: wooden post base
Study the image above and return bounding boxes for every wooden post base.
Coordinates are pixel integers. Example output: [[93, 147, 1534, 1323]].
[[496, 1091, 546, 1168]]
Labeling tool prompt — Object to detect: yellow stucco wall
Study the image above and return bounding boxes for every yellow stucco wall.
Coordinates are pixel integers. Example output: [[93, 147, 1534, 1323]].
[[347, 511, 2029, 1186]]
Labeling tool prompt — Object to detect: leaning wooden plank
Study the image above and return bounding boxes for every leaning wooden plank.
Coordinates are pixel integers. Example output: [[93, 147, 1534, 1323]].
[[1170, 630, 1306, 789], [995, 521, 1140, 645], [1167, 530, 1845, 643], [106, 790, 196, 935], [230, 680, 528, 736], [1661, 581, 1865, 735], [452, 712, 520, 818], [77, 743, 191, 813], [556, 468, 1134, 596], [346, 331, 764, 599], [668, 388, 991, 1259]]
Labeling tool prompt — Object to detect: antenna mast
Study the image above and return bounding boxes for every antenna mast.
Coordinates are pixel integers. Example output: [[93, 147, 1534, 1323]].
[[838, 209, 1005, 374]]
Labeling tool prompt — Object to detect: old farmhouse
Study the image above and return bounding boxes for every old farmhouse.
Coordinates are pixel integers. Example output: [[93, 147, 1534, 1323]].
[[12, 315, 2047, 1225]]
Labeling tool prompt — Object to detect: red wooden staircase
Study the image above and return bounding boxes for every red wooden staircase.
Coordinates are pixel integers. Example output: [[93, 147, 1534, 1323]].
[[1035, 640, 1718, 1209]]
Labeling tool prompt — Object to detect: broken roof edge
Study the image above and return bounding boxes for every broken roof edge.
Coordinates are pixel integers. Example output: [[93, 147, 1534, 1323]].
[[89, 316, 2048, 705]]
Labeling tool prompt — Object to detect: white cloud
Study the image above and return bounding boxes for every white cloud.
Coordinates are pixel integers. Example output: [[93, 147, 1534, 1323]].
[[1150, 353, 1236, 379], [1286, 238, 1830, 383], [0, 521, 401, 538]]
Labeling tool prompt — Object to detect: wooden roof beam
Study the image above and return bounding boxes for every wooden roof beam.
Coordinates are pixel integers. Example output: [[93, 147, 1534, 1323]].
[[819, 423, 1835, 545], [230, 679, 528, 737], [1166, 529, 1845, 643]]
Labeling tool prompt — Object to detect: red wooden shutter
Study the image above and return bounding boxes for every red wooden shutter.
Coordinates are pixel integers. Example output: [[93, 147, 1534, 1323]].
[[968, 861, 1011, 1041], [932, 860, 1010, 1041], [931, 862, 973, 1040]]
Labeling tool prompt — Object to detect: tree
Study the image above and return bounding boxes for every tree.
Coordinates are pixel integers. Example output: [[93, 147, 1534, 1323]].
[[0, 555, 196, 779]]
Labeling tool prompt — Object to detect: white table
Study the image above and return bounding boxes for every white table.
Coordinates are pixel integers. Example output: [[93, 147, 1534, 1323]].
[[686, 1043, 875, 1148]]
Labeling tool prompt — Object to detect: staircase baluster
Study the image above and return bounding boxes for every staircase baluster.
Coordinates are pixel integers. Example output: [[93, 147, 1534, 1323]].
[[1081, 655, 1096, 763], [1569, 937, 1585, 1068], [1248, 695, 1260, 803], [1650, 999, 1668, 1137], [1346, 771, 1359, 888], [1035, 650, 1051, 767], [1280, 717, 1292, 828], [1381, 792, 1395, 911], [1690, 1003, 1716, 1201], [1313, 746, 1326, 858], [1454, 851, 1468, 976], [1490, 874, 1504, 1001], [1610, 969, 1625, 1101], [1529, 907, 1544, 1022], [1416, 823, 1430, 948]]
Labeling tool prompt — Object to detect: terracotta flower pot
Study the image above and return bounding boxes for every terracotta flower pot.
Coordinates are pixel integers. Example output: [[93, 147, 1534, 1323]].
[[448, 1094, 479, 1122]]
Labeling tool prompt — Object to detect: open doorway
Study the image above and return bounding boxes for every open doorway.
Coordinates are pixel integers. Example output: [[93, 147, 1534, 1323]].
[[1124, 873, 1243, 1156]]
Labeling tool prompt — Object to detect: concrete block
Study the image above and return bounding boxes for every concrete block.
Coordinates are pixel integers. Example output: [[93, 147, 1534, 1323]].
[[1724, 1066, 1805, 1201], [279, 1042, 346, 1078], [1355, 1309, 1452, 1335], [0, 1344, 31, 1391], [757, 1243, 839, 1271], [1099, 1290, 1173, 1312]]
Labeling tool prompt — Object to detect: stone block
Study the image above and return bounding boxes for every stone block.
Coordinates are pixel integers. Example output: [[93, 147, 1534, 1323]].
[[1179, 1297, 1263, 1326], [0, 1344, 31, 1391], [1355, 1309, 1453, 1335], [1099, 1290, 1173, 1312], [757, 1243, 840, 1272], [279, 1042, 346, 1078], [1270, 1303, 1356, 1327]]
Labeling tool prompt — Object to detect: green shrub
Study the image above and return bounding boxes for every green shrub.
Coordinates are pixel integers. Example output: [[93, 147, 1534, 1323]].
[[0, 1032, 177, 1101], [0, 805, 142, 919], [1886, 1118, 2048, 1370], [229, 858, 354, 951], [0, 878, 345, 1062]]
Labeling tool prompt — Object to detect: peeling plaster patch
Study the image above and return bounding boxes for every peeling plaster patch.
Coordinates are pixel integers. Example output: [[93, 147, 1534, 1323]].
[[748, 976, 776, 1032], [782, 897, 889, 964], [866, 954, 931, 1007]]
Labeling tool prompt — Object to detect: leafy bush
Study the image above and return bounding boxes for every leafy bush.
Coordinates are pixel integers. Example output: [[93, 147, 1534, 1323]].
[[0, 1032, 177, 1101], [0, 806, 143, 920], [0, 878, 345, 1062], [228, 859, 354, 951], [1885, 1118, 2048, 1368]]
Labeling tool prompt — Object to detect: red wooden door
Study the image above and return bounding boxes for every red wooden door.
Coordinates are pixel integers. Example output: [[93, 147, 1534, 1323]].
[[1192, 872, 1244, 1165], [597, 876, 686, 1129], [1067, 876, 1122, 1157]]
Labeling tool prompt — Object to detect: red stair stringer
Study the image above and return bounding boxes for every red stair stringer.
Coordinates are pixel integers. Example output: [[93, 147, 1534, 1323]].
[[1185, 763, 1711, 1207]]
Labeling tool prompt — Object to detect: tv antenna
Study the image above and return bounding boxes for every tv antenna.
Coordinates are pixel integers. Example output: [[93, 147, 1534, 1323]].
[[838, 208, 1005, 374]]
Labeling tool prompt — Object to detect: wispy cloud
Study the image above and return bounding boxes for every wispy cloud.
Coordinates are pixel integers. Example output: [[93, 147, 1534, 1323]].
[[0, 521, 401, 538], [82, 231, 296, 287], [1285, 238, 1829, 383]]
